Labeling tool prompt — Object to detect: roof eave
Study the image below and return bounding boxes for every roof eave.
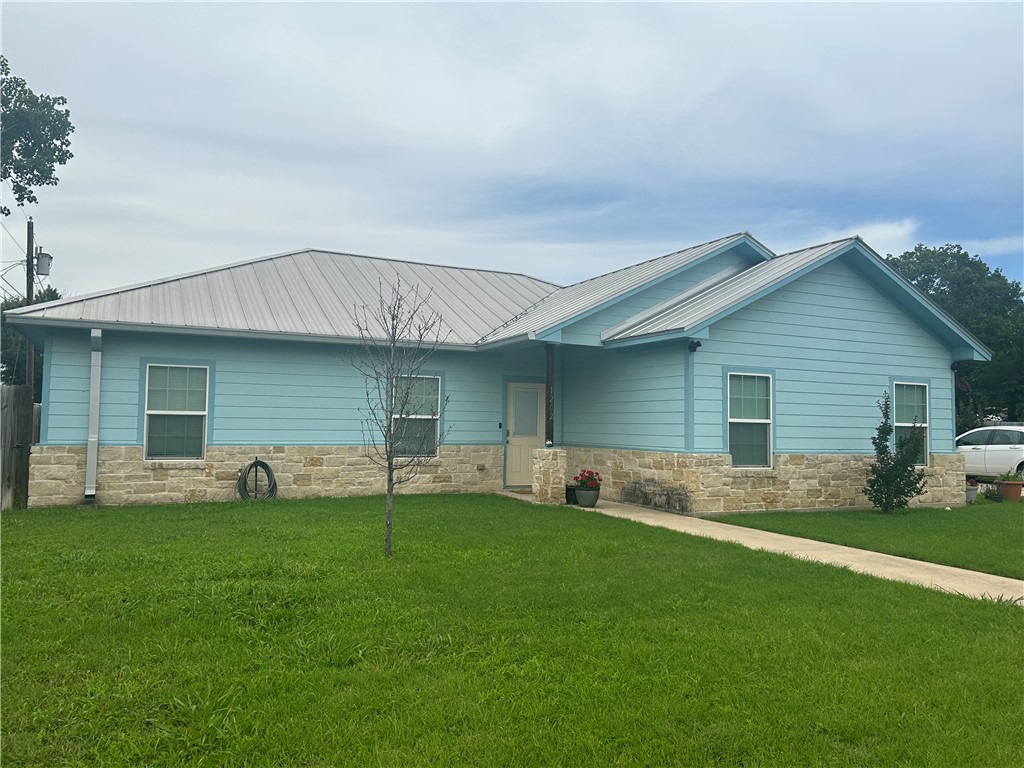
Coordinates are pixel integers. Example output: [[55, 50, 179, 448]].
[[4, 316, 481, 352], [603, 326, 710, 349]]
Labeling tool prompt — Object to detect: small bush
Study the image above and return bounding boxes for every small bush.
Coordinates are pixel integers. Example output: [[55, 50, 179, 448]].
[[864, 391, 926, 513]]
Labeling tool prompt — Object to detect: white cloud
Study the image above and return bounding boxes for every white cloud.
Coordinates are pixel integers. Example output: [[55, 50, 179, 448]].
[[3, 2, 1022, 295], [959, 236, 1024, 258], [816, 219, 921, 258]]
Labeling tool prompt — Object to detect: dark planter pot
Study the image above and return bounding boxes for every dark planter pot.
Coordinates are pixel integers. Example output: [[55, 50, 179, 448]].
[[565, 486, 578, 505], [574, 488, 600, 508], [996, 481, 1023, 503]]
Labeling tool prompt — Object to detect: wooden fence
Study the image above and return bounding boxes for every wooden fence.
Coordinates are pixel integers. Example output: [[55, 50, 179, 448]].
[[1, 385, 33, 510]]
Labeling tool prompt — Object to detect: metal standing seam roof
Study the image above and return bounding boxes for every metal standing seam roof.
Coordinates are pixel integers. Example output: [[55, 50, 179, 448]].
[[5, 249, 561, 346], [475, 232, 756, 344], [604, 238, 859, 341], [11, 233, 986, 359]]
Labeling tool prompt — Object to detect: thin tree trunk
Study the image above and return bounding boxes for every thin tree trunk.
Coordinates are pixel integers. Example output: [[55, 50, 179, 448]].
[[385, 472, 394, 557]]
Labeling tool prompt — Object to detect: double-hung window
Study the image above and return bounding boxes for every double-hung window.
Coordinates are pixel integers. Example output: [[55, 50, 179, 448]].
[[145, 365, 208, 460], [393, 375, 440, 458], [894, 382, 928, 466], [728, 373, 772, 467]]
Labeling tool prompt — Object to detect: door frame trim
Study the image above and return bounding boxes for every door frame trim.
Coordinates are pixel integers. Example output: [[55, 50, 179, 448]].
[[502, 376, 545, 488]]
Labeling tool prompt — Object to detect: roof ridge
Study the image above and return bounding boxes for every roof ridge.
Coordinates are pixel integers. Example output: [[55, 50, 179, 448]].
[[306, 248, 563, 287], [563, 232, 747, 290], [776, 235, 860, 257]]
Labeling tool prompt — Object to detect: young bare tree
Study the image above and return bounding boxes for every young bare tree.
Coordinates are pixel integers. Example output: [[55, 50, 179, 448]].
[[352, 278, 451, 557]]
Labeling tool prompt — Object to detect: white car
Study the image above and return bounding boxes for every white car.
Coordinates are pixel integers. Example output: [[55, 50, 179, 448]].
[[956, 426, 1024, 479]]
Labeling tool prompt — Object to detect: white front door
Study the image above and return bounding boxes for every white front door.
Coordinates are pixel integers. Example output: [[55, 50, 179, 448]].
[[505, 382, 545, 487]]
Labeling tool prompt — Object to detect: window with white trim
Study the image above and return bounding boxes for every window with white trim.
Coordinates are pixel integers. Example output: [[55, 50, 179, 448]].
[[728, 373, 772, 467], [393, 376, 440, 458], [894, 382, 928, 466], [145, 365, 208, 460]]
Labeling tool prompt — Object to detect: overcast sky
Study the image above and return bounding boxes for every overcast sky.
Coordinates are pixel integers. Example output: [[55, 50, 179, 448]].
[[2, 2, 1022, 300]]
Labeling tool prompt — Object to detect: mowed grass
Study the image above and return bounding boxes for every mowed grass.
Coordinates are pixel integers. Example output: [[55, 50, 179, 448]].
[[709, 498, 1024, 579], [2, 495, 1022, 767]]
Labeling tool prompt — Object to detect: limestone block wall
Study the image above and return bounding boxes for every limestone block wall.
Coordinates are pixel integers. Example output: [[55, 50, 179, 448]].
[[559, 447, 966, 513], [29, 441, 967, 511], [532, 448, 567, 504], [28, 444, 504, 507]]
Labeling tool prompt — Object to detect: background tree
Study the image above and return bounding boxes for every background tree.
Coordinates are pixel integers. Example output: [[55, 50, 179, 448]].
[[353, 279, 451, 557], [1, 286, 61, 401], [864, 392, 926, 513], [1, 55, 75, 216], [887, 244, 1024, 428]]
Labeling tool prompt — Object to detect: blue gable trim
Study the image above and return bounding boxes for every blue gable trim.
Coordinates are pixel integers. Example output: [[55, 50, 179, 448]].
[[602, 241, 991, 363], [846, 244, 992, 362]]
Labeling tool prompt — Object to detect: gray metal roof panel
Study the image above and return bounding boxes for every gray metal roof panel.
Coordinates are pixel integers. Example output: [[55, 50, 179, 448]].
[[7, 249, 560, 345], [606, 239, 858, 341], [476, 233, 753, 344]]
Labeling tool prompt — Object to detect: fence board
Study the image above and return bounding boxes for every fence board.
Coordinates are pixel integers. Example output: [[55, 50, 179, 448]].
[[2, 385, 33, 510]]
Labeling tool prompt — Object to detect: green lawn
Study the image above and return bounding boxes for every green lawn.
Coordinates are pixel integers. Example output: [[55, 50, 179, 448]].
[[709, 498, 1024, 580], [3, 495, 1022, 767]]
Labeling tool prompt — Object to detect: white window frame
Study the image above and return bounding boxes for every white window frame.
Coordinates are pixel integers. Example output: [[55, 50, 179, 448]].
[[727, 372, 773, 468], [893, 381, 928, 467], [144, 364, 209, 461], [392, 375, 440, 458]]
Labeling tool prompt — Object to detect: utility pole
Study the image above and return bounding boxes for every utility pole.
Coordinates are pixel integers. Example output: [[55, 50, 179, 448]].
[[25, 218, 35, 399]]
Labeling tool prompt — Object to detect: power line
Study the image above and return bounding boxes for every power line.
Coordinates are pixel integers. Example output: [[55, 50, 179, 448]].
[[1, 273, 24, 299], [1, 220, 26, 255]]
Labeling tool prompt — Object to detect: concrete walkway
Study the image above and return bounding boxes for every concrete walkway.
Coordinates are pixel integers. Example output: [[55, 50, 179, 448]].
[[506, 493, 1024, 603]]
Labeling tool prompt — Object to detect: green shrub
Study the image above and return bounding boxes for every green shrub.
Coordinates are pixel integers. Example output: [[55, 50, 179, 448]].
[[864, 391, 926, 512]]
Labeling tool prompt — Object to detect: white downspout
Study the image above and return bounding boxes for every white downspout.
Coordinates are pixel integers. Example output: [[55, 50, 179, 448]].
[[84, 329, 102, 503]]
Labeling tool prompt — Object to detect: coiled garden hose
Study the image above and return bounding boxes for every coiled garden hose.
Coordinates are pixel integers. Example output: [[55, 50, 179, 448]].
[[237, 457, 278, 500]]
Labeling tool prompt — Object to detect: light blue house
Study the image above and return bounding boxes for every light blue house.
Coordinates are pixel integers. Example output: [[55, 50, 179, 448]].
[[7, 232, 989, 510]]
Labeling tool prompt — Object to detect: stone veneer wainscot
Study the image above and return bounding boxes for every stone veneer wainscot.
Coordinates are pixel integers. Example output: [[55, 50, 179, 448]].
[[544, 447, 966, 513], [29, 443, 966, 510], [28, 444, 504, 507]]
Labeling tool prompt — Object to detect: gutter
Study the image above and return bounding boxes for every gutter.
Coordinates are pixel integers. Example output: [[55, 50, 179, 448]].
[[3, 317, 483, 353]]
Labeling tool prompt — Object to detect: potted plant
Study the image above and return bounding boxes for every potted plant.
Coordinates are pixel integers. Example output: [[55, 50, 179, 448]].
[[572, 469, 603, 507], [994, 471, 1023, 503], [966, 478, 979, 502]]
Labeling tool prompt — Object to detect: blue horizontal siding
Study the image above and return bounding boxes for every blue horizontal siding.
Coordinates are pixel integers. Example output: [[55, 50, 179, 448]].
[[562, 345, 685, 451], [693, 259, 957, 454], [38, 256, 959, 459], [40, 330, 546, 448], [41, 331, 91, 444]]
